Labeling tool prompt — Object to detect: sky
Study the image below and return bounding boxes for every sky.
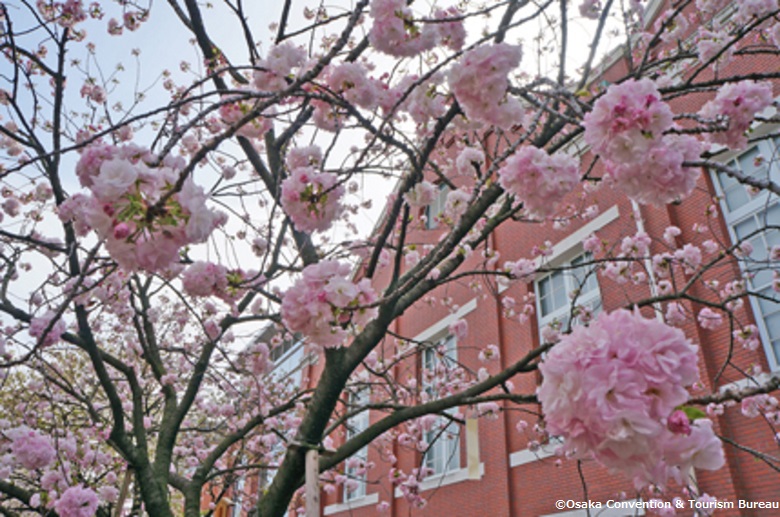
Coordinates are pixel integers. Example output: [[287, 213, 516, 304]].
[[0, 0, 655, 335]]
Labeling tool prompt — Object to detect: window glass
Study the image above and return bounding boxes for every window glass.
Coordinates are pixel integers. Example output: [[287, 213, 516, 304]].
[[344, 389, 369, 501], [422, 335, 460, 476], [536, 252, 602, 337], [425, 184, 450, 230], [711, 138, 780, 367]]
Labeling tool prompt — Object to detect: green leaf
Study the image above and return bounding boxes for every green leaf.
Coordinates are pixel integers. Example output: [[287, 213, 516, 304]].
[[680, 406, 707, 421]]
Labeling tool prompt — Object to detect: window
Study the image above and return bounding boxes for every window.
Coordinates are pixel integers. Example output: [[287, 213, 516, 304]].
[[536, 252, 602, 339], [712, 138, 780, 367], [422, 335, 460, 476], [425, 183, 450, 230], [269, 338, 306, 385], [344, 389, 369, 501], [230, 474, 245, 517]]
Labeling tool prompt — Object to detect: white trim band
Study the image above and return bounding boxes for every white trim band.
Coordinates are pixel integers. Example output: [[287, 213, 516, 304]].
[[393, 463, 485, 498], [323, 493, 379, 515], [412, 297, 479, 343]]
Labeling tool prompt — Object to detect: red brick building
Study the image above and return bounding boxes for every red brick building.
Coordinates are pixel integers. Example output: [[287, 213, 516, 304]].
[[316, 1, 780, 516], [204, 0, 780, 515]]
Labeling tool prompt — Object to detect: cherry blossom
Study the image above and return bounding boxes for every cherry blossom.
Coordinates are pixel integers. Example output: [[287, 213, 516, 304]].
[[66, 145, 222, 272], [1, 2, 778, 515], [327, 62, 379, 110], [7, 427, 56, 470], [584, 78, 673, 164], [368, 0, 439, 57], [281, 261, 377, 348], [280, 167, 345, 233], [54, 485, 99, 517], [28, 311, 67, 347], [404, 181, 437, 208], [254, 42, 307, 92], [699, 81, 774, 149], [538, 309, 724, 488], [736, 0, 779, 23], [498, 146, 579, 218], [449, 43, 524, 129], [585, 80, 702, 204]]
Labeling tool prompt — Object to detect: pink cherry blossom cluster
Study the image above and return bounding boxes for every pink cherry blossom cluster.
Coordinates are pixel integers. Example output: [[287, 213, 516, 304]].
[[497, 146, 579, 218], [181, 261, 246, 302], [733, 324, 761, 351], [584, 78, 702, 205], [697, 307, 724, 330], [1, 418, 123, 512], [106, 10, 147, 35], [390, 467, 428, 508], [287, 146, 323, 170], [654, 9, 690, 44], [5, 426, 56, 470], [79, 82, 107, 104], [35, 0, 91, 28], [0, 122, 25, 158], [597, 231, 654, 285], [326, 63, 380, 111], [735, 0, 779, 24], [741, 394, 780, 422], [455, 147, 485, 177], [61, 144, 223, 272], [538, 308, 725, 488], [311, 63, 382, 129], [449, 43, 524, 129], [504, 258, 536, 282], [253, 42, 307, 92], [403, 181, 436, 208], [389, 74, 448, 129], [368, 0, 465, 57], [28, 311, 67, 347], [54, 485, 99, 517], [280, 167, 345, 233], [281, 261, 377, 348], [699, 80, 774, 149], [442, 189, 470, 224], [697, 29, 734, 64], [218, 96, 273, 139]]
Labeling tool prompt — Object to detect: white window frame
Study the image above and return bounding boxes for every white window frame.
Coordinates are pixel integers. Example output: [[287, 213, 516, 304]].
[[343, 389, 369, 502], [421, 334, 461, 477], [710, 136, 780, 370], [508, 436, 564, 467], [387, 299, 479, 492], [268, 338, 317, 385], [425, 183, 450, 230], [508, 211, 617, 467], [535, 250, 602, 340], [230, 473, 245, 517]]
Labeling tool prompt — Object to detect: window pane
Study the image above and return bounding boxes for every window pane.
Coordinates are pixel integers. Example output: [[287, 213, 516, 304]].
[[764, 311, 779, 344], [537, 252, 602, 339], [716, 145, 780, 367], [425, 420, 460, 475], [539, 276, 553, 316], [425, 184, 450, 230], [551, 273, 567, 312], [736, 147, 763, 179], [571, 254, 597, 294], [720, 173, 750, 212], [734, 217, 758, 240]]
